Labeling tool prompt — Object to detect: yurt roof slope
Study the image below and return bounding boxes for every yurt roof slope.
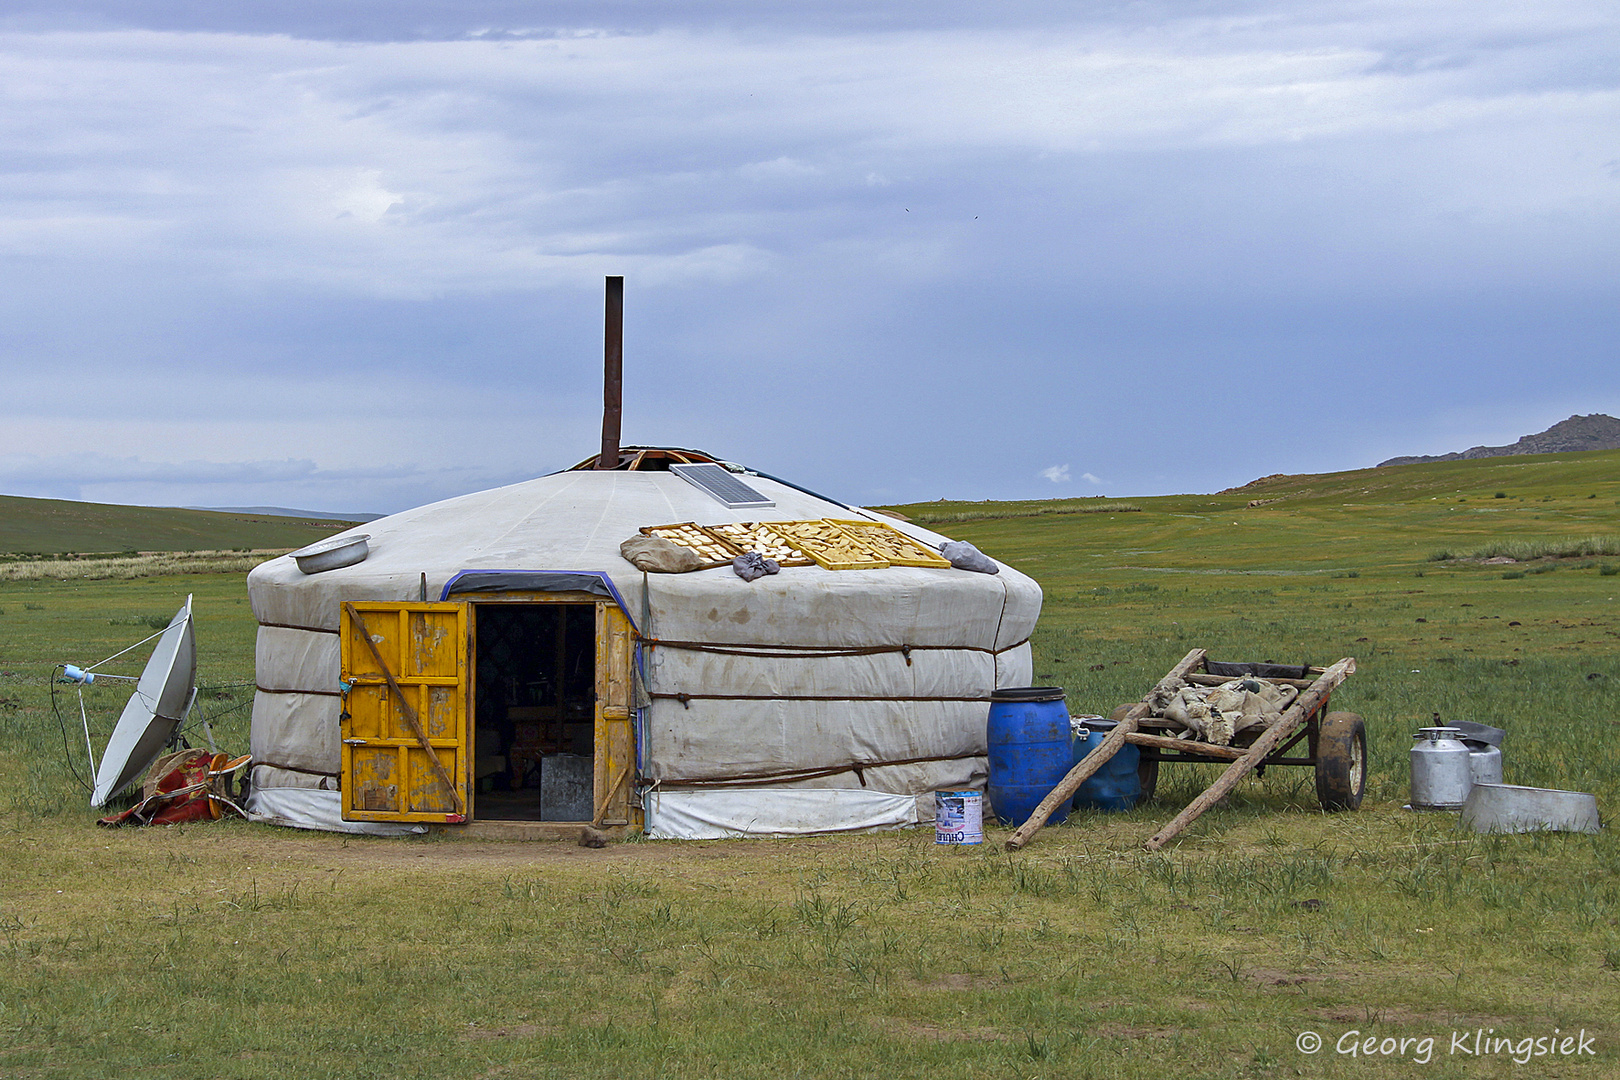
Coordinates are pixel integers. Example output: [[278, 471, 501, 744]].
[[246, 455, 1042, 838]]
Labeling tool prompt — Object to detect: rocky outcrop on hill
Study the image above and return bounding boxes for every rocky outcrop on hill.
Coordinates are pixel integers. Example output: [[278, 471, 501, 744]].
[[1378, 414, 1620, 467]]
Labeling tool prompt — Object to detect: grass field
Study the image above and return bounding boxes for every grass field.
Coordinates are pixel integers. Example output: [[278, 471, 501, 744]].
[[0, 493, 355, 557], [1, 452, 1617, 1079]]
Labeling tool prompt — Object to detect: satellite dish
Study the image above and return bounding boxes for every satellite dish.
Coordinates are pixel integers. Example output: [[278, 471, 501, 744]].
[[91, 596, 197, 808]]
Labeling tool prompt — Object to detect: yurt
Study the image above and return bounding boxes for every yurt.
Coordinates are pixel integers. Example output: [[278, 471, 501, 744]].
[[245, 447, 1041, 839]]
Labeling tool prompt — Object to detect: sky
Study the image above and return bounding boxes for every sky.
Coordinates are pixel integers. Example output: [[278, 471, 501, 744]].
[[0, 1, 1616, 514]]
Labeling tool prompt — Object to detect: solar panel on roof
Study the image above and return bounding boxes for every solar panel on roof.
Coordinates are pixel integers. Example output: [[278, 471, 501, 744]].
[[670, 463, 776, 509]]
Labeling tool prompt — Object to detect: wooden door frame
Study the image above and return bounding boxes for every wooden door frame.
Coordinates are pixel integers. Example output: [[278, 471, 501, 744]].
[[465, 592, 640, 827]]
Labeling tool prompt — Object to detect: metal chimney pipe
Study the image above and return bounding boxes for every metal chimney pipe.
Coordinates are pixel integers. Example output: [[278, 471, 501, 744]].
[[597, 275, 624, 470]]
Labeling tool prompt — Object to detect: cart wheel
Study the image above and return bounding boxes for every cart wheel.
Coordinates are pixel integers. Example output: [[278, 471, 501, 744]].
[[1137, 755, 1159, 803], [1109, 705, 1158, 802], [1315, 711, 1366, 811]]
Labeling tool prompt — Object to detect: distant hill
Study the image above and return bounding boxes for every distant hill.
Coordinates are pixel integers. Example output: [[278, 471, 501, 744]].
[[889, 449, 1620, 548], [0, 495, 357, 556], [1379, 414, 1620, 467], [187, 506, 382, 522]]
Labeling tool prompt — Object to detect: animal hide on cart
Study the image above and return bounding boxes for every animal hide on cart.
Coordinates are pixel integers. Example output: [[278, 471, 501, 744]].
[[1146, 678, 1299, 746]]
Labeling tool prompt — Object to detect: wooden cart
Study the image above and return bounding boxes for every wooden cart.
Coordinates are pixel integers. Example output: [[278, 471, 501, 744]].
[[1005, 648, 1364, 852]]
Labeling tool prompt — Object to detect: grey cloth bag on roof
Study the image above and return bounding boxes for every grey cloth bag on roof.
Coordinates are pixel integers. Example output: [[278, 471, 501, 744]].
[[940, 540, 999, 574], [732, 551, 780, 582], [620, 535, 705, 573]]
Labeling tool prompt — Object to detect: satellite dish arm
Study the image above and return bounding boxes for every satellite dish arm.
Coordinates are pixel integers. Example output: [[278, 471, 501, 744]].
[[79, 687, 99, 778]]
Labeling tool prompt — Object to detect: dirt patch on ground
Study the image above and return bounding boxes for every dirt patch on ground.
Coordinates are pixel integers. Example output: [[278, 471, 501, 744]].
[[1310, 1006, 1524, 1028], [460, 1022, 558, 1041], [872, 1017, 1008, 1042], [914, 972, 1002, 992], [1245, 966, 1332, 988], [117, 821, 855, 875], [1090, 1022, 1188, 1039]]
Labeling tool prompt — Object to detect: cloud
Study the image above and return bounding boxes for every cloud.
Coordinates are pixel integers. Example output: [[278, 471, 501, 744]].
[[0, 452, 497, 513], [0, 452, 442, 487], [4, 14, 1614, 302], [0, 5, 1615, 511], [1041, 464, 1070, 483]]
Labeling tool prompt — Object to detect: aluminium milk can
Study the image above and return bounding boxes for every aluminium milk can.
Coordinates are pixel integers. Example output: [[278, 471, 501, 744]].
[[1466, 742, 1503, 786], [1447, 719, 1506, 787], [1410, 726, 1473, 810]]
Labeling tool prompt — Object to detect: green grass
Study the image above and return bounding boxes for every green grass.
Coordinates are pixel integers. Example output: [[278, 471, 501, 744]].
[[905, 499, 1143, 524], [0, 493, 359, 556], [1, 451, 1618, 1078], [1428, 536, 1620, 561], [0, 550, 291, 583]]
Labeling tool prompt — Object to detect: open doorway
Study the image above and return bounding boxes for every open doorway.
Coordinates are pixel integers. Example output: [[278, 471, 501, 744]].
[[472, 603, 596, 821]]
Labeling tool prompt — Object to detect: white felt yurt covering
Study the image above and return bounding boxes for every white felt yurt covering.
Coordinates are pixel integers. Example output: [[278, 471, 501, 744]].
[[245, 462, 1041, 838]]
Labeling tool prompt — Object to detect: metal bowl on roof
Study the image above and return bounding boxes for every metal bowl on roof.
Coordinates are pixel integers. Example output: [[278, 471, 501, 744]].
[[289, 533, 370, 575]]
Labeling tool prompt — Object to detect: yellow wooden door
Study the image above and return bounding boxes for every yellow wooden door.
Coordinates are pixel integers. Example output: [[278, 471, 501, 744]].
[[594, 602, 636, 826], [340, 601, 469, 823]]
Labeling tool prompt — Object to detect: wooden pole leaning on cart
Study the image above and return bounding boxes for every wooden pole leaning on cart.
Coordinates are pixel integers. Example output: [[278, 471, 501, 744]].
[[1142, 655, 1356, 852], [1004, 648, 1208, 852]]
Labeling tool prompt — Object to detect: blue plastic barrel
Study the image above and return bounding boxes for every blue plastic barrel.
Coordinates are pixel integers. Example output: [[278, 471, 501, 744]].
[[986, 687, 1072, 826], [1072, 718, 1143, 812]]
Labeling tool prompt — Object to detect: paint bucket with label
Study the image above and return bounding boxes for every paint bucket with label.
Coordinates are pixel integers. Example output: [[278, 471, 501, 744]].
[[935, 790, 984, 845]]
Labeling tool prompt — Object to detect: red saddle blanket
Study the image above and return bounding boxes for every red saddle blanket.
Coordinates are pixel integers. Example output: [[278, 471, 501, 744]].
[[98, 749, 252, 827]]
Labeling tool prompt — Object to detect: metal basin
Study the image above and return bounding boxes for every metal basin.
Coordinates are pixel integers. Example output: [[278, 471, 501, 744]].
[[1461, 783, 1601, 835], [289, 533, 370, 575]]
